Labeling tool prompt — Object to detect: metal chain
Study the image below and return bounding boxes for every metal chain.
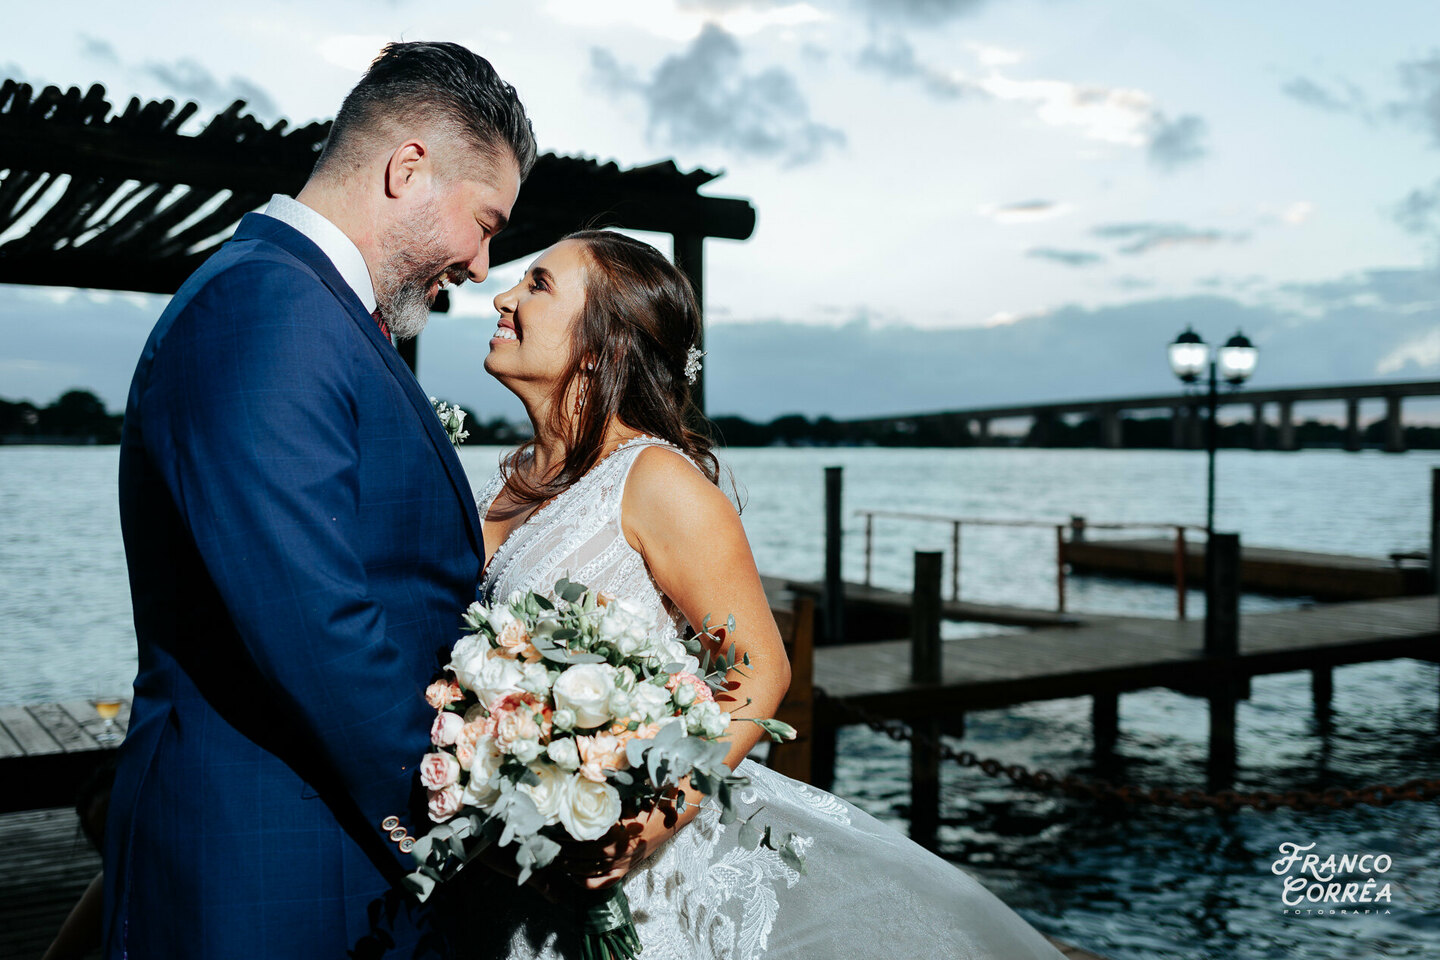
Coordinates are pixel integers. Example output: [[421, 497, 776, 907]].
[[815, 691, 1440, 813]]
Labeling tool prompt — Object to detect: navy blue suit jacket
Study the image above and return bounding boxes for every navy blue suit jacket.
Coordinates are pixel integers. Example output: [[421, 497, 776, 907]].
[[105, 213, 484, 958]]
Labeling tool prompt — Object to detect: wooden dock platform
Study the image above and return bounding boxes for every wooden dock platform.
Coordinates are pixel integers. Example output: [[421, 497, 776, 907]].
[[1063, 537, 1431, 601], [761, 575, 1081, 635], [0, 700, 128, 814], [812, 595, 1439, 719]]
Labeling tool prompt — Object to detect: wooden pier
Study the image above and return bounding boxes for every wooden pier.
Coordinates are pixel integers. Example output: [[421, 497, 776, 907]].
[[1063, 536, 1431, 601], [0, 700, 128, 814]]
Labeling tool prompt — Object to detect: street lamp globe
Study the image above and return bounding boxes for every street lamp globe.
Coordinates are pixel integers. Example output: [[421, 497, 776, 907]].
[[1218, 331, 1258, 386], [1168, 327, 1209, 383]]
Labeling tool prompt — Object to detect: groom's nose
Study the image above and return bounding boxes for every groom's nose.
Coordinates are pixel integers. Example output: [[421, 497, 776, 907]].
[[467, 242, 491, 284]]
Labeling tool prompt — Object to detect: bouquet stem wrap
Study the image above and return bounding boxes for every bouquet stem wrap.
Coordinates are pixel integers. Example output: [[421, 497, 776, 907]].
[[579, 886, 640, 960]]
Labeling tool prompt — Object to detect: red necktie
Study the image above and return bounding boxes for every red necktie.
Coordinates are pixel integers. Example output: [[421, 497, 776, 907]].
[[371, 309, 390, 341]]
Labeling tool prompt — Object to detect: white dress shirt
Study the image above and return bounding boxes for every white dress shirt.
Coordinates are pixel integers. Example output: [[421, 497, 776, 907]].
[[261, 194, 378, 315]]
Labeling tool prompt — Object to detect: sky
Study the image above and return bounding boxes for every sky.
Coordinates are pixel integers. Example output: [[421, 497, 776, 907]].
[[2, 0, 1439, 423]]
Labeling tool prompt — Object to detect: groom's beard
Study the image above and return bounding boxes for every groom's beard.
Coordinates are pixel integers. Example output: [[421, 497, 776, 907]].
[[375, 202, 456, 341]]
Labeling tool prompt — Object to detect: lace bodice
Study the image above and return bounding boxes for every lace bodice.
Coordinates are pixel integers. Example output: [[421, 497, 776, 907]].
[[475, 436, 689, 639]]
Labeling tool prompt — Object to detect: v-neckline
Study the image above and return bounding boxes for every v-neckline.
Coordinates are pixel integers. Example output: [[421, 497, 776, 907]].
[[480, 435, 661, 582]]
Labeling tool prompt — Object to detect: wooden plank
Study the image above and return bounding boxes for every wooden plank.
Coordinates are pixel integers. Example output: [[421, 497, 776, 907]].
[[25, 703, 93, 753], [58, 698, 130, 739], [0, 724, 22, 759], [0, 707, 61, 756]]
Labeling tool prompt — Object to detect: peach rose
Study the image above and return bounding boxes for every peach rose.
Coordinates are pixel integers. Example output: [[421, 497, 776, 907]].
[[427, 783, 463, 823], [576, 732, 629, 783], [453, 717, 494, 769], [494, 619, 542, 663], [419, 752, 460, 790], [425, 679, 463, 710], [430, 711, 465, 747], [666, 672, 714, 706]]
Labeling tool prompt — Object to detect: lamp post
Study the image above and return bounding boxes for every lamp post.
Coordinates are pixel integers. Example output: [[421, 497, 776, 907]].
[[1168, 327, 1258, 536]]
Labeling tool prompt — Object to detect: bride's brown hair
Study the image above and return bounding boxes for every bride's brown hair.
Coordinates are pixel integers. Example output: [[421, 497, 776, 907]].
[[498, 229, 720, 507]]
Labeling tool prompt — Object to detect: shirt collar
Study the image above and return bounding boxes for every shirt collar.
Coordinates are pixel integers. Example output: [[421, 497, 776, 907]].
[[261, 194, 377, 314]]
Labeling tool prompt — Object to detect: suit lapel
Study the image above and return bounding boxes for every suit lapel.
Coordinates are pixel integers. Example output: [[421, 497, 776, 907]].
[[230, 214, 485, 563]]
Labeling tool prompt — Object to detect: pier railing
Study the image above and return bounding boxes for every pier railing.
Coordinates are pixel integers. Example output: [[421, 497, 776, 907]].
[[855, 509, 1205, 618]]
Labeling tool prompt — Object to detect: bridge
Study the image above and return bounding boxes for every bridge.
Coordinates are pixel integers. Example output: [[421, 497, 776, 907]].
[[842, 378, 1440, 452]]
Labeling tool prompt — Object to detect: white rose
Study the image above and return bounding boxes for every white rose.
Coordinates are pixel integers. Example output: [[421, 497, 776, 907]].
[[686, 701, 731, 739], [657, 638, 700, 676], [518, 764, 572, 826], [461, 735, 504, 809], [547, 737, 581, 770], [553, 708, 577, 732], [510, 739, 543, 764], [559, 775, 622, 841], [551, 663, 617, 729], [630, 681, 672, 723], [468, 650, 528, 705], [518, 660, 554, 697], [672, 683, 696, 709], [447, 634, 491, 689], [599, 599, 652, 657], [606, 687, 633, 721]]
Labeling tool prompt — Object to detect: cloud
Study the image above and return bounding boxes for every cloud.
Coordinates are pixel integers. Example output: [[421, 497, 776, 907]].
[[1026, 247, 1105, 267], [1377, 327, 1440, 375], [1147, 113, 1207, 171], [1091, 221, 1249, 256], [976, 71, 1207, 169], [141, 58, 278, 117], [854, 0, 986, 23], [1392, 51, 1440, 147], [976, 199, 1073, 224], [590, 24, 844, 167], [78, 34, 119, 64], [1394, 180, 1440, 237], [559, 0, 827, 41], [856, 34, 982, 99], [1281, 76, 1365, 114]]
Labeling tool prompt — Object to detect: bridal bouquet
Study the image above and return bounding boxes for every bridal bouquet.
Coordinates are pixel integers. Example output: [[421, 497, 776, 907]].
[[404, 578, 801, 960]]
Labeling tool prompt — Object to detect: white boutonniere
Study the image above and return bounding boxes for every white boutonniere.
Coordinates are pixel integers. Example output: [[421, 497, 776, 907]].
[[430, 397, 470, 446]]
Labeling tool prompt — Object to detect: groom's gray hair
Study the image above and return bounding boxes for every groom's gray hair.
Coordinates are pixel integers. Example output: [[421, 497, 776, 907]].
[[315, 41, 537, 184]]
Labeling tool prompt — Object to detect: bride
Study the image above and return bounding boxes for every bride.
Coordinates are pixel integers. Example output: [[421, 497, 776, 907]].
[[458, 229, 1065, 960]]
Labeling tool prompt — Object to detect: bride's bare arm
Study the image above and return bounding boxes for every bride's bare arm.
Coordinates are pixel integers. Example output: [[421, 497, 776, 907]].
[[550, 444, 791, 890]]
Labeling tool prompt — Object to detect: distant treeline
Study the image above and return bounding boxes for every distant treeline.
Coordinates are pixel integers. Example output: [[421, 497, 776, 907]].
[[1, 390, 123, 444], [708, 413, 1440, 449], [5, 393, 1438, 450]]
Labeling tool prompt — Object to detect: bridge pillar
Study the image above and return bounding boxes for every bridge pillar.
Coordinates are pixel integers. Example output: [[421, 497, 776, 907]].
[[1345, 398, 1363, 452], [1100, 408, 1124, 449], [1251, 402, 1267, 450], [1385, 396, 1406, 453], [1029, 412, 1059, 447], [974, 417, 990, 445], [1170, 406, 1186, 448], [1277, 400, 1298, 451]]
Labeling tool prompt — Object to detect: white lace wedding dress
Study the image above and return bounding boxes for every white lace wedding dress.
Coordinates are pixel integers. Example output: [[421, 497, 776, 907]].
[[462, 437, 1065, 960]]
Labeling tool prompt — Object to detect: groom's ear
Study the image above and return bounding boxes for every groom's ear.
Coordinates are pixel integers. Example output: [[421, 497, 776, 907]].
[[384, 139, 431, 199]]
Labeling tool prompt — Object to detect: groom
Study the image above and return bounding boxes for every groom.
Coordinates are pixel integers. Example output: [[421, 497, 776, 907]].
[[107, 42, 534, 958]]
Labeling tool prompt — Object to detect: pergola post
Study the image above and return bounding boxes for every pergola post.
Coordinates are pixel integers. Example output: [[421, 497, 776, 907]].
[[673, 232, 705, 416]]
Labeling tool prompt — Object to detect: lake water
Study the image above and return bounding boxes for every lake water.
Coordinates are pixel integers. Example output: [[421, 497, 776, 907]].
[[3, 445, 1438, 960]]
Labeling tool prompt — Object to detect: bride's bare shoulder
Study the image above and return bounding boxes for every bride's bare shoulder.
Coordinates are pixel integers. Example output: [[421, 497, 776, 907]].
[[622, 443, 738, 543]]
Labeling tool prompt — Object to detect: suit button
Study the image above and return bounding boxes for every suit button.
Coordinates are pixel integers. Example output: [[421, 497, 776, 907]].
[[389, 828, 408, 842], [399, 837, 416, 853], [381, 816, 401, 831]]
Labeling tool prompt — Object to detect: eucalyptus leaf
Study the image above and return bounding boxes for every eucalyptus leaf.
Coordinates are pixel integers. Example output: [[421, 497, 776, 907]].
[[737, 818, 761, 851], [403, 871, 437, 902], [779, 842, 806, 874]]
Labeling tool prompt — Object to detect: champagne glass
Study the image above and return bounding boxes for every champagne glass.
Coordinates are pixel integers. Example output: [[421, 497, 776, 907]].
[[93, 696, 123, 745]]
